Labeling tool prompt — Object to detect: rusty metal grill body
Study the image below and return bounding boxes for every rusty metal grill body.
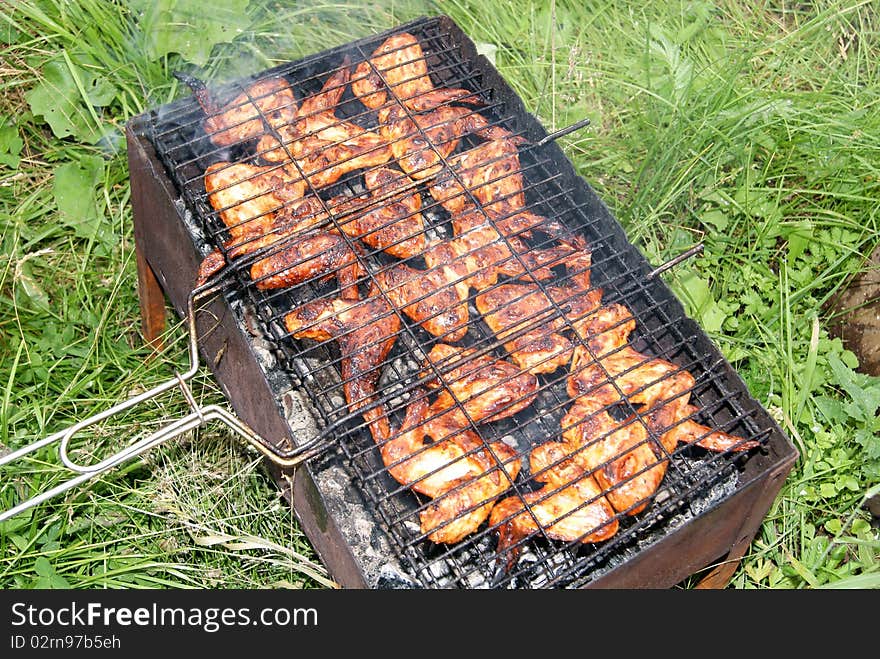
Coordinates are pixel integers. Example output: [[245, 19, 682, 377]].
[[126, 15, 798, 588]]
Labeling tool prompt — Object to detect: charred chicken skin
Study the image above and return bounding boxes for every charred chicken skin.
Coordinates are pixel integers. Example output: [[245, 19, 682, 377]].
[[377, 344, 534, 544], [283, 285, 401, 440], [182, 75, 298, 148], [488, 440, 619, 561], [419, 343, 539, 430], [559, 303, 759, 517], [381, 394, 521, 544], [423, 211, 576, 293], [427, 136, 525, 216], [255, 59, 394, 185], [426, 139, 573, 243], [352, 33, 482, 113], [204, 161, 306, 247], [196, 194, 333, 286], [375, 259, 471, 343], [332, 166, 427, 259], [248, 229, 365, 297], [203, 164, 365, 297], [475, 249, 601, 374], [198, 165, 423, 285], [379, 104, 516, 181]]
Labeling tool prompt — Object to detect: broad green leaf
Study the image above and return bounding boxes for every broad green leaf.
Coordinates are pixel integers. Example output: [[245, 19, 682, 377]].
[[0, 21, 20, 45], [131, 0, 252, 67], [0, 509, 32, 536], [34, 556, 54, 578], [854, 428, 880, 460], [0, 123, 23, 169], [814, 396, 847, 423], [824, 518, 842, 534], [827, 354, 880, 422], [25, 57, 110, 144], [10, 534, 29, 551], [819, 482, 838, 498], [782, 221, 814, 262], [700, 208, 728, 232], [53, 155, 114, 249], [49, 573, 72, 589], [673, 270, 727, 333]]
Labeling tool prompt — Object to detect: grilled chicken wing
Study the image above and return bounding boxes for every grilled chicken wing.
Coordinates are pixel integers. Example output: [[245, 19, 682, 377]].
[[198, 166, 424, 287], [427, 136, 525, 216], [376, 259, 471, 342], [488, 441, 619, 560], [381, 395, 521, 544], [420, 343, 539, 430], [421, 210, 576, 294], [560, 403, 660, 516], [378, 345, 534, 543], [352, 33, 481, 112], [475, 249, 601, 374], [204, 161, 307, 245], [255, 59, 394, 184], [248, 229, 365, 297], [379, 104, 515, 180], [427, 140, 573, 243], [180, 75, 298, 148], [196, 195, 334, 285], [283, 285, 400, 440], [560, 303, 759, 516], [332, 166, 426, 258]]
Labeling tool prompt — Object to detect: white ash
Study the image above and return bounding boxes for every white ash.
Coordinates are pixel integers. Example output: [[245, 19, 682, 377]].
[[315, 463, 401, 587], [174, 198, 212, 255], [280, 390, 320, 445], [376, 564, 419, 589]]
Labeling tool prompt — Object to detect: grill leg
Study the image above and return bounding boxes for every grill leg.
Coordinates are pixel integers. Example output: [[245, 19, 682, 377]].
[[135, 242, 167, 351], [693, 543, 749, 589]]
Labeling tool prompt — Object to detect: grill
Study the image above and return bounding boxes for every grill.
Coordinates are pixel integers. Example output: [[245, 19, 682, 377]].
[[120, 15, 797, 588]]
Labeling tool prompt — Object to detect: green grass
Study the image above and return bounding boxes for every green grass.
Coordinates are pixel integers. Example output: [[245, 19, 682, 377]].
[[1, 0, 878, 589]]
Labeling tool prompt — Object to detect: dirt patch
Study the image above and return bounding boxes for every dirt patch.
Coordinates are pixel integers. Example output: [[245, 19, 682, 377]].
[[828, 243, 880, 377]]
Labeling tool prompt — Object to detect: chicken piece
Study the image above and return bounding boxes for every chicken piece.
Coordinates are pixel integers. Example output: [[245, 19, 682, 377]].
[[352, 33, 481, 112], [197, 165, 423, 286], [378, 104, 515, 180], [179, 74, 298, 148], [419, 343, 539, 433], [427, 140, 575, 243], [204, 161, 306, 246], [248, 229, 365, 298], [421, 211, 576, 293], [253, 59, 393, 187], [475, 250, 601, 374], [427, 137, 525, 215], [332, 167, 426, 259], [376, 260, 471, 342], [489, 440, 619, 562], [196, 195, 333, 285], [561, 302, 759, 516], [380, 395, 521, 544], [561, 403, 661, 516], [283, 285, 400, 440], [371, 344, 535, 543]]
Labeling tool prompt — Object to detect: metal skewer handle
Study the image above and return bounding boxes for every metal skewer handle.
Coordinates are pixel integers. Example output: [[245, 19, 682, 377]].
[[0, 285, 314, 524]]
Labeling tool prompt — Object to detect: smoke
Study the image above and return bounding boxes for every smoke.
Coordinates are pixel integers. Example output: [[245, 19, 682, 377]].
[[172, 0, 440, 86]]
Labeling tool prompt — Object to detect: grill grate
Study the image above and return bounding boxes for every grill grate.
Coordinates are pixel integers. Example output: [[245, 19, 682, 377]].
[[144, 15, 781, 588]]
